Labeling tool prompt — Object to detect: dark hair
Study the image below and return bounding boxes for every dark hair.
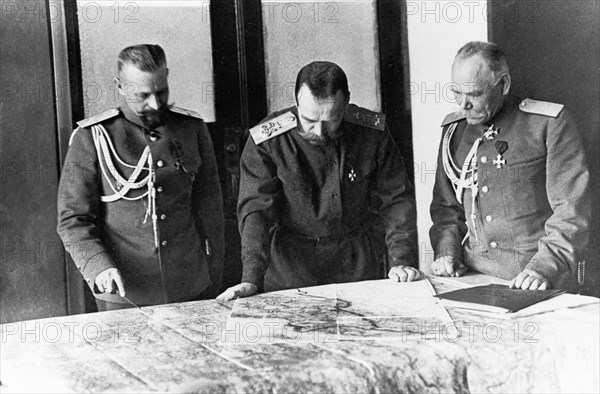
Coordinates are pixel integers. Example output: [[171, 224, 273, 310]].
[[294, 61, 349, 101], [455, 41, 509, 78], [117, 44, 166, 74]]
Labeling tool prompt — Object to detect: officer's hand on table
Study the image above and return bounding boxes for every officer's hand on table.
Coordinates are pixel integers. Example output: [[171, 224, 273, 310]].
[[431, 256, 468, 277], [509, 269, 551, 290], [388, 266, 424, 282], [95, 268, 126, 297], [216, 282, 258, 301]]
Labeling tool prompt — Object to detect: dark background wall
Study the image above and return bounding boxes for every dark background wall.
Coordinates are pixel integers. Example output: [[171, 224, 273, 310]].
[[489, 0, 600, 296], [0, 0, 68, 322]]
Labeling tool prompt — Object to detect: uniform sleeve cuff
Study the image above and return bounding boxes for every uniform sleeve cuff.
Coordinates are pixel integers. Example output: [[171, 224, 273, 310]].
[[389, 256, 412, 268], [434, 241, 463, 261], [241, 265, 264, 290]]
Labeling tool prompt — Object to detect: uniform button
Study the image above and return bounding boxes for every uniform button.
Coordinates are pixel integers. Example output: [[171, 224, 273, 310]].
[[485, 215, 493, 222], [333, 192, 338, 198], [156, 160, 165, 168], [490, 241, 498, 249], [331, 160, 336, 166], [160, 214, 166, 220], [480, 156, 488, 163], [161, 240, 168, 247], [481, 186, 489, 193], [156, 186, 163, 193], [148, 131, 159, 142]]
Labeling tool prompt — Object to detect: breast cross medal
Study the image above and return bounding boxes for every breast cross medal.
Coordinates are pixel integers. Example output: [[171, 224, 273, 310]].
[[493, 140, 508, 169], [348, 168, 357, 182], [493, 154, 506, 169]]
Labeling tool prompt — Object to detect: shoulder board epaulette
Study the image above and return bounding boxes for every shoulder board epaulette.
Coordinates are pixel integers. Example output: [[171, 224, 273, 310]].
[[170, 106, 202, 119], [441, 111, 466, 127], [519, 98, 564, 118], [344, 104, 385, 131], [76, 108, 119, 129], [249, 111, 297, 144]]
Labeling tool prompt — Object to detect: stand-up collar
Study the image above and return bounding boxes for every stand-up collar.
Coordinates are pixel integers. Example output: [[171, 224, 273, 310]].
[[119, 102, 173, 137], [486, 95, 520, 127], [119, 102, 146, 128]]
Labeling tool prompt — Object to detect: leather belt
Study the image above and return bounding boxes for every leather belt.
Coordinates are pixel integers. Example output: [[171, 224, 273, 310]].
[[277, 225, 361, 244]]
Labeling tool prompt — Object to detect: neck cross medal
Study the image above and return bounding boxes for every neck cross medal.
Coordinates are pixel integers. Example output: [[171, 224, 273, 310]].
[[483, 124, 499, 140]]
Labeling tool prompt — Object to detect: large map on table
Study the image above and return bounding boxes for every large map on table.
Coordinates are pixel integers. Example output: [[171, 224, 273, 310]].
[[1, 276, 598, 393], [224, 279, 453, 344]]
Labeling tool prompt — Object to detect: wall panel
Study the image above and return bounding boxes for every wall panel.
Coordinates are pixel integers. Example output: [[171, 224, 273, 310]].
[[0, 0, 67, 323], [489, 0, 600, 296]]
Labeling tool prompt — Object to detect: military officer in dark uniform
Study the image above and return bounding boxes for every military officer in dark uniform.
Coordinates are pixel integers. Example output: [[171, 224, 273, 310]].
[[430, 41, 590, 290], [218, 61, 419, 301], [57, 44, 224, 310]]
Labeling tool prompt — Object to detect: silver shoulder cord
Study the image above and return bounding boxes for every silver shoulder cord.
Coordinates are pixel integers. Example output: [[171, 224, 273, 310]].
[[91, 124, 167, 303], [441, 122, 482, 243], [91, 124, 158, 247]]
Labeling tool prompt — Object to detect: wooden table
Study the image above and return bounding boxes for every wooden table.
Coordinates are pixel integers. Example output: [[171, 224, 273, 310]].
[[1, 274, 599, 393]]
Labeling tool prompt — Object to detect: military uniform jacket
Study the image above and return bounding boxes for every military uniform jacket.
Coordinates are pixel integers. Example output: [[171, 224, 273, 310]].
[[57, 104, 224, 305], [239, 105, 417, 290], [430, 96, 591, 288]]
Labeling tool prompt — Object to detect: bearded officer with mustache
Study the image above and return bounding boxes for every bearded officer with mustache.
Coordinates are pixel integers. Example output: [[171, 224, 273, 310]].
[[218, 61, 419, 301], [57, 44, 224, 311], [430, 41, 591, 291]]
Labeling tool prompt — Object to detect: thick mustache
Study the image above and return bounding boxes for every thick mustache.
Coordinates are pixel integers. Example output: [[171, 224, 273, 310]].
[[141, 108, 166, 116], [139, 107, 168, 127]]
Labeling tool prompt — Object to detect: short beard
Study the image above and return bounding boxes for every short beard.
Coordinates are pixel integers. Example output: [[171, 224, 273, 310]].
[[139, 106, 169, 129]]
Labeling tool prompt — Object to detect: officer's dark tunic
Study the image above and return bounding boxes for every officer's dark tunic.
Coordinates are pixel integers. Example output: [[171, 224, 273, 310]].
[[430, 96, 591, 288], [57, 104, 224, 305], [238, 105, 417, 292]]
